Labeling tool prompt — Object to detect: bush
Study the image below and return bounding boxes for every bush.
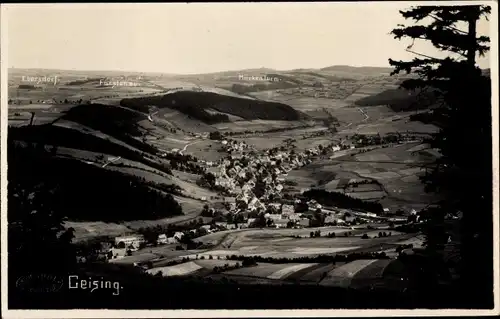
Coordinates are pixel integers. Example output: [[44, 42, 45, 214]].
[[361, 234, 369, 239], [242, 258, 257, 267]]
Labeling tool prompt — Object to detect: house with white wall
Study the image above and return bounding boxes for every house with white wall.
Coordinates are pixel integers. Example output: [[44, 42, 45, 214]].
[[114, 235, 145, 249]]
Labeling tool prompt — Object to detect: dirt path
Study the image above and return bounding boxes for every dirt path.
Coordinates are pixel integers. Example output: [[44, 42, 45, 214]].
[[357, 107, 370, 122], [181, 140, 202, 154]]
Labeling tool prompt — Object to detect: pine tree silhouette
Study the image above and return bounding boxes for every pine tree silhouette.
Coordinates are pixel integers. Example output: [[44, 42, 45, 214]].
[[389, 5, 492, 305]]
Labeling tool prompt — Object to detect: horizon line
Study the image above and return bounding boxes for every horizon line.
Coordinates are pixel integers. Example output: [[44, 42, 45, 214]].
[[7, 64, 400, 76]]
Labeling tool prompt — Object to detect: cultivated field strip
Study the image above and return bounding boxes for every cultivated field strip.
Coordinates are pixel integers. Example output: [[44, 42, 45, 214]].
[[319, 259, 379, 287], [300, 263, 344, 282], [223, 263, 299, 278], [266, 263, 319, 280], [350, 259, 393, 286], [146, 261, 202, 277], [289, 247, 361, 255], [284, 263, 335, 281]]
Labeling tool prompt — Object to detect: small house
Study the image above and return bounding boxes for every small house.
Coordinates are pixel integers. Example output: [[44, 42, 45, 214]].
[[114, 235, 145, 248], [173, 232, 184, 241], [108, 248, 127, 260], [157, 234, 168, 245], [274, 219, 289, 228]]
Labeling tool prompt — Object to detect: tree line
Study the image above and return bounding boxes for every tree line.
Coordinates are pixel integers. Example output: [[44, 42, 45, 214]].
[[224, 252, 389, 264], [302, 189, 384, 213]]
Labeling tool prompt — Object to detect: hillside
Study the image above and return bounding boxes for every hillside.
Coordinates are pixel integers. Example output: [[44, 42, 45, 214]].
[[10, 123, 140, 156], [120, 91, 308, 123], [354, 88, 439, 112], [8, 138, 183, 223], [58, 103, 159, 154]]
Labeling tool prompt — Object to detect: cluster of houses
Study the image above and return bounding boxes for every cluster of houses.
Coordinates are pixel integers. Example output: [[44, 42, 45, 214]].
[[221, 139, 250, 152], [194, 138, 364, 226], [204, 141, 328, 201], [108, 231, 187, 260]]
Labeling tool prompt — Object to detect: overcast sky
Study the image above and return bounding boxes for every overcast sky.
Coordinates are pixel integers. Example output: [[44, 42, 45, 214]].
[[3, 2, 492, 74]]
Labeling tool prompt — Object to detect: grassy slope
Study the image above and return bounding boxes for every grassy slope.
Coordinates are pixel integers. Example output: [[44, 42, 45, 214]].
[[59, 103, 159, 154]]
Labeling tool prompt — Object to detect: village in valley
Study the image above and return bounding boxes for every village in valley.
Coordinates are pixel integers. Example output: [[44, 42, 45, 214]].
[[93, 130, 431, 272]]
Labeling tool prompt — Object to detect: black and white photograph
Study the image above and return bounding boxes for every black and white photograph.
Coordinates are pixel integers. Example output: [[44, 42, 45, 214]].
[[1, 1, 498, 316]]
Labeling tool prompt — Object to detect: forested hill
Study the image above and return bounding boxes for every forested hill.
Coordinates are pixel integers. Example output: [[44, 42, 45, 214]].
[[120, 91, 307, 124]]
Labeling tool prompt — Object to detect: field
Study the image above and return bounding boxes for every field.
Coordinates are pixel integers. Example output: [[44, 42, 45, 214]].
[[320, 259, 379, 287], [123, 196, 207, 230], [284, 141, 440, 211], [156, 108, 217, 133], [147, 261, 204, 277], [142, 255, 407, 290], [182, 140, 226, 162], [110, 222, 423, 286], [228, 126, 334, 152], [192, 226, 408, 259], [342, 116, 439, 135], [64, 221, 132, 241], [213, 120, 307, 133]]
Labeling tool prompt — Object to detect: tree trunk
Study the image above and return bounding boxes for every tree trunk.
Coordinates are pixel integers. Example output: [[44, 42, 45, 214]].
[[466, 7, 479, 67]]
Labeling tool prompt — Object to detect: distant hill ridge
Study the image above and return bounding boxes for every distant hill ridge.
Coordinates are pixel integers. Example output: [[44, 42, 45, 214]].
[[9, 65, 489, 77], [320, 65, 394, 74]]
